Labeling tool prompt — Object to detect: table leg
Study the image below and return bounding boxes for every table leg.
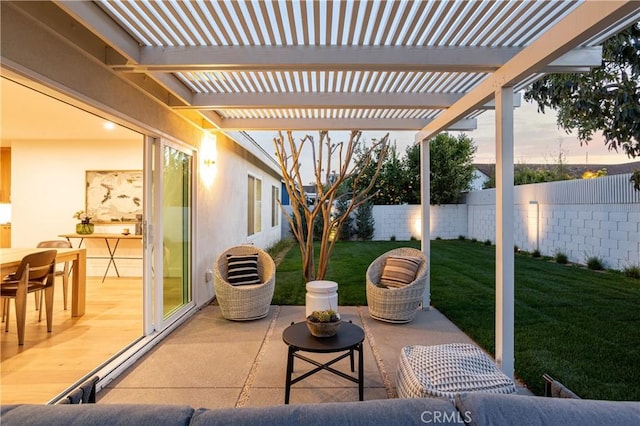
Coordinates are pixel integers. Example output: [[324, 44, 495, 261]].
[[285, 345, 295, 404], [358, 342, 364, 401], [102, 238, 121, 283], [71, 250, 86, 317], [350, 348, 355, 372]]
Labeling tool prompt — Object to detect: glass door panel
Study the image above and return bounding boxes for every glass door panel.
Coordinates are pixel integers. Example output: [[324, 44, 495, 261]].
[[162, 144, 192, 317]]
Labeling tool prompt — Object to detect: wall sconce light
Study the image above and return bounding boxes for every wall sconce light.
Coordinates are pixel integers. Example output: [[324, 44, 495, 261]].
[[201, 133, 218, 186]]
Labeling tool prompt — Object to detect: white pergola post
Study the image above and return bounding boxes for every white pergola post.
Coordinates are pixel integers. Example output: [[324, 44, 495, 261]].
[[495, 86, 515, 379], [420, 138, 431, 309]]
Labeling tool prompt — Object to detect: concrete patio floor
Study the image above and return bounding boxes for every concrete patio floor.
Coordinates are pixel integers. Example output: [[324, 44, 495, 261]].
[[97, 304, 530, 408]]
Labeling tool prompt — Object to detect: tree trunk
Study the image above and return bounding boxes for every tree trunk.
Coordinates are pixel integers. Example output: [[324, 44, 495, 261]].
[[275, 131, 389, 283]]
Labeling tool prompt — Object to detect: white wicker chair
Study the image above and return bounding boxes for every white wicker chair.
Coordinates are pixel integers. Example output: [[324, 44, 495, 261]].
[[365, 247, 428, 323], [213, 245, 275, 321]]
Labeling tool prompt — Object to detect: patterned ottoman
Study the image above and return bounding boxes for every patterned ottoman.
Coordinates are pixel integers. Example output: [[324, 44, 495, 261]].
[[396, 343, 516, 400]]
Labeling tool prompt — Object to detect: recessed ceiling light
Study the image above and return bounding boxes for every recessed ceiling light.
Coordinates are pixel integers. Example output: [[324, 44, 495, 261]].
[[103, 121, 115, 130]]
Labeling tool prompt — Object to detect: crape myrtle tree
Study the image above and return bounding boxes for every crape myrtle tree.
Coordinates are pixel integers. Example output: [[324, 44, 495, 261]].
[[524, 23, 640, 190], [274, 130, 389, 282]]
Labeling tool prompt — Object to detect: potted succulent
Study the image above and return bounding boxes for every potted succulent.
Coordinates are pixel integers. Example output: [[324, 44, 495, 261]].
[[306, 309, 341, 338]]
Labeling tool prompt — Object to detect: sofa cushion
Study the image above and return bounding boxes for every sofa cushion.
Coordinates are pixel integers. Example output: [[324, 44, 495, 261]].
[[191, 398, 462, 426], [379, 256, 422, 288], [455, 392, 640, 426], [226, 254, 261, 286], [0, 404, 194, 426]]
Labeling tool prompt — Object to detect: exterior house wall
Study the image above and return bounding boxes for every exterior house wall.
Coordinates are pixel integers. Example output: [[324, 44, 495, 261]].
[[1, 2, 282, 307]]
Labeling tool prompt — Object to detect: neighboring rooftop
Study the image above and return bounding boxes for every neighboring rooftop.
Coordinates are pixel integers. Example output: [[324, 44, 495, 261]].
[[474, 161, 640, 178]]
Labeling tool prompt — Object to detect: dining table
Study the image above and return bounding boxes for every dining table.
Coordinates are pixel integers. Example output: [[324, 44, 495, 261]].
[[0, 247, 87, 317]]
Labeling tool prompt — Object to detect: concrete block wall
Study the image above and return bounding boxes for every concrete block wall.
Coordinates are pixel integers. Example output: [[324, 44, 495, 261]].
[[280, 175, 638, 270], [371, 204, 467, 241], [372, 205, 421, 241], [537, 205, 639, 269], [465, 174, 640, 270]]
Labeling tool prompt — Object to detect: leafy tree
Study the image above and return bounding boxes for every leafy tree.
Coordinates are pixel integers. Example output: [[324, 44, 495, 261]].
[[373, 144, 407, 205], [348, 140, 407, 205], [349, 133, 475, 205], [429, 133, 477, 204], [582, 168, 607, 179], [524, 23, 640, 188], [403, 143, 421, 204]]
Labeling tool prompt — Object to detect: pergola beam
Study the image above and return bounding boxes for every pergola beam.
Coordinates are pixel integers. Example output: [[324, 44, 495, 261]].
[[111, 45, 602, 73], [179, 92, 521, 110], [416, 1, 640, 143], [216, 117, 477, 132]]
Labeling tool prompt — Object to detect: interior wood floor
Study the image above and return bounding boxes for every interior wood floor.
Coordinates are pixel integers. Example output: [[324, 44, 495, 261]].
[[1, 276, 143, 404]]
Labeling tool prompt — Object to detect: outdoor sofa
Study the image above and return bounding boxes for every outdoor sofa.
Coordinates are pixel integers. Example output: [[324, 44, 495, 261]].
[[2, 392, 639, 426]]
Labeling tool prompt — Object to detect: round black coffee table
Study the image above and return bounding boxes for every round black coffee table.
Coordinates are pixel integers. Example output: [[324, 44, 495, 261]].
[[282, 321, 365, 404]]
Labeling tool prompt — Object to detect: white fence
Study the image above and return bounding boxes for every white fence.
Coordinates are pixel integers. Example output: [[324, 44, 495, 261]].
[[281, 174, 639, 269], [370, 173, 639, 270]]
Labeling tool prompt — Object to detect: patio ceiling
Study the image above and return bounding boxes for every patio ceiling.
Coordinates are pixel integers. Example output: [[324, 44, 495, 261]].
[[54, 0, 640, 136]]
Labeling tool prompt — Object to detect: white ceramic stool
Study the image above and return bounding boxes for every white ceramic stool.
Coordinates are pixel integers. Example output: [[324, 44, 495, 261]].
[[305, 280, 338, 317]]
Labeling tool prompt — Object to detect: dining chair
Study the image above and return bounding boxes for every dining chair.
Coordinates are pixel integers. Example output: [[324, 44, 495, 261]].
[[37, 240, 72, 310], [1, 250, 57, 345]]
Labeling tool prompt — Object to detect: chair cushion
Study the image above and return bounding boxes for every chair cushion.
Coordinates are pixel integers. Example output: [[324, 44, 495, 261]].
[[226, 254, 261, 286], [379, 256, 422, 288]]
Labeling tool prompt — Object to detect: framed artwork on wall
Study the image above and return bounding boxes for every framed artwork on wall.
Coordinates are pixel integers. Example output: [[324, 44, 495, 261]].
[[86, 170, 143, 223]]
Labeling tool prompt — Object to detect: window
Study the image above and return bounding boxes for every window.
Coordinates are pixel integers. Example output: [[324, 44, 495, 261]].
[[248, 175, 262, 235], [271, 185, 280, 227]]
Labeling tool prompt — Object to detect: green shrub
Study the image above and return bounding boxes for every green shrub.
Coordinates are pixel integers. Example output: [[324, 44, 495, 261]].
[[532, 249, 541, 258], [266, 238, 293, 257], [458, 235, 466, 241], [555, 252, 568, 264], [410, 235, 418, 241], [623, 265, 640, 279], [436, 236, 442, 240], [390, 235, 396, 241], [484, 239, 492, 246], [336, 197, 355, 241], [514, 245, 519, 253], [471, 238, 478, 243], [354, 202, 374, 240], [586, 256, 605, 271]]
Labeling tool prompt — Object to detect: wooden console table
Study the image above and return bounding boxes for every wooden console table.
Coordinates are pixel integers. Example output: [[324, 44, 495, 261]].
[[59, 233, 142, 283]]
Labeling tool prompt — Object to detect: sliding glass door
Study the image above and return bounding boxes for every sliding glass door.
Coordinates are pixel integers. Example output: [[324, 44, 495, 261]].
[[145, 138, 193, 332]]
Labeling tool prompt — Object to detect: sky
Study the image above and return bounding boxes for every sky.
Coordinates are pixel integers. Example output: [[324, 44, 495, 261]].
[[250, 95, 632, 184]]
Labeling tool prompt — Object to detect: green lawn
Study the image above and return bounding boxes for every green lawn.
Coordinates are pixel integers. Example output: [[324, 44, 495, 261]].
[[273, 239, 640, 400]]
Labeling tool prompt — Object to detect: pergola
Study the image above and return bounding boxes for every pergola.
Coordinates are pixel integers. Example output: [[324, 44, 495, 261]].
[[44, 1, 640, 378]]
